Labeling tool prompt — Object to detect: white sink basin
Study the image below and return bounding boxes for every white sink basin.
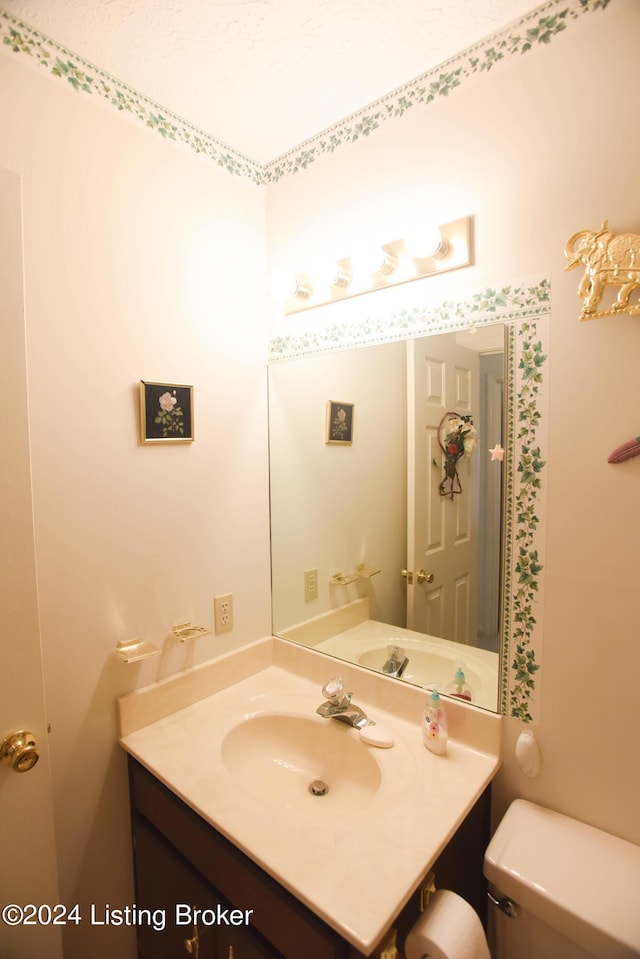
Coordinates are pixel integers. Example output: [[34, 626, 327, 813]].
[[221, 713, 381, 814]]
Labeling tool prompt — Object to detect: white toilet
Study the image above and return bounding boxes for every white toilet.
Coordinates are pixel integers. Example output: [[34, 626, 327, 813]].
[[484, 799, 640, 958]]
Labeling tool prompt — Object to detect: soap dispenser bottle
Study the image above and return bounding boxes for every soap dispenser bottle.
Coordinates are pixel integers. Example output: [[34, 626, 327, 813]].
[[422, 689, 448, 755], [445, 662, 473, 702]]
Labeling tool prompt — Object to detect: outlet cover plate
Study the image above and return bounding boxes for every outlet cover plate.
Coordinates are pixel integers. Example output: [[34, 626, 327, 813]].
[[213, 593, 233, 634], [304, 568, 318, 603]]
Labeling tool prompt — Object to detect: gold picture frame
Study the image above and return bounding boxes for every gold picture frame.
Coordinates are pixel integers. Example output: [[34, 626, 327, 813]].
[[139, 381, 194, 444], [325, 401, 354, 445]]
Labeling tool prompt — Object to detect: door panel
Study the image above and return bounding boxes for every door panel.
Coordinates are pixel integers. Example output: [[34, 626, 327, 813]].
[[407, 335, 479, 644], [0, 168, 61, 959]]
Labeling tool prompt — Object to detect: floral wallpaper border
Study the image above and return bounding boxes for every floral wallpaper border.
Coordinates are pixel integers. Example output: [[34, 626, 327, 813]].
[[262, 0, 610, 183], [502, 313, 549, 722], [269, 279, 550, 721], [0, 0, 610, 185], [0, 8, 264, 185], [269, 279, 551, 360]]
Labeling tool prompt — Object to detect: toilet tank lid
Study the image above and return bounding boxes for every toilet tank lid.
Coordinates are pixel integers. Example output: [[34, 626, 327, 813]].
[[484, 800, 640, 958]]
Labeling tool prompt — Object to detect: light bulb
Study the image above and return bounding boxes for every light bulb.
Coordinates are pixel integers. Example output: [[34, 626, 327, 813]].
[[268, 270, 310, 300], [309, 258, 351, 290], [351, 243, 396, 277], [404, 223, 448, 259]]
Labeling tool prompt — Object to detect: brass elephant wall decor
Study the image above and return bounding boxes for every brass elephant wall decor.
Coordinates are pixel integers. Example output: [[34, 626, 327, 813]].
[[565, 221, 640, 320]]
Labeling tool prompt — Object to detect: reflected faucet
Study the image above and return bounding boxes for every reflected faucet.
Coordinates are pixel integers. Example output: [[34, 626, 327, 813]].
[[316, 677, 372, 730], [380, 644, 409, 678]]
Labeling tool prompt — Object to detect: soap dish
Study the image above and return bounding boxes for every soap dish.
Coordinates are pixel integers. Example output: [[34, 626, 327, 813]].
[[113, 638, 160, 664]]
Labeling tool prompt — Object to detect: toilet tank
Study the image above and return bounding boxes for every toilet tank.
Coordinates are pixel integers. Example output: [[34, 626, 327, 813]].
[[484, 800, 640, 959]]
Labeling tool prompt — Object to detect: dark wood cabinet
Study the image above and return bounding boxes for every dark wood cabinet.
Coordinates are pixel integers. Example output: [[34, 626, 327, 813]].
[[133, 817, 277, 959], [128, 756, 490, 959]]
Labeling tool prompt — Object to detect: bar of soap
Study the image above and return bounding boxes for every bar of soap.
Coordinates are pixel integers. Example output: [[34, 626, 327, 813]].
[[360, 725, 394, 748]]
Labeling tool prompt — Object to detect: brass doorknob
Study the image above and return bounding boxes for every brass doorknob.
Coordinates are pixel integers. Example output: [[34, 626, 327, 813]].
[[0, 730, 39, 773], [416, 569, 435, 584], [402, 569, 434, 585]]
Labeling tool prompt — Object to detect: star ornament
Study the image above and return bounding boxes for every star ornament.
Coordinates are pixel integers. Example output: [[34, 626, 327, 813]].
[[489, 444, 505, 461]]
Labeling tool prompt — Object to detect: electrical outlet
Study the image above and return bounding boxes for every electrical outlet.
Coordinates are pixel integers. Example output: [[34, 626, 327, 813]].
[[213, 593, 233, 634], [304, 568, 318, 603]]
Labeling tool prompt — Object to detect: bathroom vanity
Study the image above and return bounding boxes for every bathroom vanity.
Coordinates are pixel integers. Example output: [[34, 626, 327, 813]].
[[119, 637, 501, 957]]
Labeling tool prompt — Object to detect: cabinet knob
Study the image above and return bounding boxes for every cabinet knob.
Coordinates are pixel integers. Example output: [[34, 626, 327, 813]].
[[0, 730, 39, 773], [184, 922, 199, 957]]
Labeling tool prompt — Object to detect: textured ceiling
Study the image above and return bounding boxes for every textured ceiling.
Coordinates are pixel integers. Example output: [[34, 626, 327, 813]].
[[2, 0, 542, 163]]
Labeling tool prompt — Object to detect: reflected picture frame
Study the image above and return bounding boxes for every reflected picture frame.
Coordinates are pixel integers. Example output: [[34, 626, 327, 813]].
[[325, 400, 354, 445], [139, 380, 194, 444]]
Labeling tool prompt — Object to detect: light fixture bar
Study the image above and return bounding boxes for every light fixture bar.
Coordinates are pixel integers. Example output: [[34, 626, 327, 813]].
[[279, 215, 473, 315]]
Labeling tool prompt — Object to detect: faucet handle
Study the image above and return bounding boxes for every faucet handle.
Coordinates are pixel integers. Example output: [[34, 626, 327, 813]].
[[322, 677, 349, 705], [388, 643, 405, 660]]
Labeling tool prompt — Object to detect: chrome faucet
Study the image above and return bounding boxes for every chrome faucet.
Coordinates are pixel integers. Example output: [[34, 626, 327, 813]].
[[316, 677, 372, 730]]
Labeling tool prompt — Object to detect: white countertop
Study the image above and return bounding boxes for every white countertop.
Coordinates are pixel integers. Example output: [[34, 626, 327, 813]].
[[118, 636, 501, 954]]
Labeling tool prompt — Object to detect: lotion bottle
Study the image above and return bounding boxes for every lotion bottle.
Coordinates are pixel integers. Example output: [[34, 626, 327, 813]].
[[422, 689, 448, 755]]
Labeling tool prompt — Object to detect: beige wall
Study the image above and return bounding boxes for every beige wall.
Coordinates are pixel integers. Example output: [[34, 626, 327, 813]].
[[0, 54, 270, 958], [270, 341, 407, 631], [266, 0, 640, 843]]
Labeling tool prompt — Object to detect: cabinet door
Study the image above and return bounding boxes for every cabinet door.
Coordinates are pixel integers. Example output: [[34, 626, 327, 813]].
[[133, 817, 217, 959], [133, 817, 283, 959], [216, 926, 284, 959]]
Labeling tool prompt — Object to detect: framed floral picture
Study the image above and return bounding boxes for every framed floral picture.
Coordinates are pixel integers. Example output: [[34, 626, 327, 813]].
[[326, 400, 354, 445], [139, 381, 194, 444]]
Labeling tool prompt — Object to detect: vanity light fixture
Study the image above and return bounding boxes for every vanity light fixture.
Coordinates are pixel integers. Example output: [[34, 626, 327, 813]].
[[350, 242, 398, 278], [403, 223, 448, 260], [308, 258, 352, 291], [271, 215, 473, 315], [268, 269, 311, 300], [328, 265, 352, 287]]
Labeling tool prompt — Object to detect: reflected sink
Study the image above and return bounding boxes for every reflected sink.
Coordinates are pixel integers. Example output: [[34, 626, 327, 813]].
[[221, 713, 382, 814], [359, 646, 483, 697]]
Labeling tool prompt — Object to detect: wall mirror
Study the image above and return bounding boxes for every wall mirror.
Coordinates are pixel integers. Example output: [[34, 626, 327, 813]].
[[268, 285, 549, 719]]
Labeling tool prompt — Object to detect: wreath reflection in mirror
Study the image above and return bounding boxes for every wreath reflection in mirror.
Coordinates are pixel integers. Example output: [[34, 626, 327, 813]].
[[434, 412, 478, 498]]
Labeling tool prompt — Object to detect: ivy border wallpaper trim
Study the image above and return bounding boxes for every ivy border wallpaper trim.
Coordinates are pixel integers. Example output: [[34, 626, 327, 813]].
[[268, 279, 551, 360], [0, 0, 610, 185], [0, 8, 264, 184], [262, 0, 610, 183], [269, 279, 550, 721]]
